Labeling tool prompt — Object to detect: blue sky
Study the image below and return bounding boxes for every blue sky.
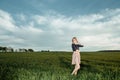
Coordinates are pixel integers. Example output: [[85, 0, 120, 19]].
[[0, 0, 120, 51]]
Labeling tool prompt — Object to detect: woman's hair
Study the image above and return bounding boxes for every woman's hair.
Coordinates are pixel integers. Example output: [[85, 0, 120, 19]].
[[72, 37, 78, 43]]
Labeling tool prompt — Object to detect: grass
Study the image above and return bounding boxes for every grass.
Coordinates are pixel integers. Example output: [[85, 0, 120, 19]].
[[0, 52, 120, 80]]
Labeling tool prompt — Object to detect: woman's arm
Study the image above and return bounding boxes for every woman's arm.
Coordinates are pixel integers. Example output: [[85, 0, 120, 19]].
[[79, 44, 84, 47], [76, 43, 84, 47]]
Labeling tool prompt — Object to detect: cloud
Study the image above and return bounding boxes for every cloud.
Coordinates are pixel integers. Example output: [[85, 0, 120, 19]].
[[0, 10, 17, 32], [0, 9, 43, 49], [0, 8, 120, 51]]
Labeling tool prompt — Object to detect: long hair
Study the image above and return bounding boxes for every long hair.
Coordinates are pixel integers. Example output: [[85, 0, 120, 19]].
[[72, 37, 78, 44]]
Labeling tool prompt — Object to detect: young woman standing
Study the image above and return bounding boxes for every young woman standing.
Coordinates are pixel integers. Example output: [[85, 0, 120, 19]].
[[71, 37, 84, 75]]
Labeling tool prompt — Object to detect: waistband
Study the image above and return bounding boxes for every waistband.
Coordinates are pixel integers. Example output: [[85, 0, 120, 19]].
[[73, 51, 80, 53]]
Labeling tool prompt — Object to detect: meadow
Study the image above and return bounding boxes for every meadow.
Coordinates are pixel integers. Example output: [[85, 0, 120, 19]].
[[0, 52, 120, 80]]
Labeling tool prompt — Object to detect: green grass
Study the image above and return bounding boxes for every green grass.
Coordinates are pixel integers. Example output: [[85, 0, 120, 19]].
[[0, 52, 120, 80]]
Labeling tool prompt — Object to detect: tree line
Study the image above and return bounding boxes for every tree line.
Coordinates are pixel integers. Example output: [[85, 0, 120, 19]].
[[98, 50, 120, 52], [0, 46, 34, 52]]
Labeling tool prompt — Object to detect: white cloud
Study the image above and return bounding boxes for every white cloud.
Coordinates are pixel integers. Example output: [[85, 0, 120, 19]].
[[0, 9, 43, 49], [0, 10, 17, 32], [0, 8, 120, 51], [19, 22, 43, 34], [34, 15, 47, 25]]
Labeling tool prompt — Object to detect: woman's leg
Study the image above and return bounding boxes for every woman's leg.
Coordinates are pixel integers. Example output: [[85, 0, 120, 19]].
[[71, 64, 80, 75], [74, 64, 80, 75]]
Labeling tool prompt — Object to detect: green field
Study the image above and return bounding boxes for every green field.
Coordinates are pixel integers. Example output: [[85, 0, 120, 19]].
[[0, 52, 120, 80]]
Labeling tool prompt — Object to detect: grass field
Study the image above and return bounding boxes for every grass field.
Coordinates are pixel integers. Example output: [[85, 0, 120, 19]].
[[0, 52, 120, 80]]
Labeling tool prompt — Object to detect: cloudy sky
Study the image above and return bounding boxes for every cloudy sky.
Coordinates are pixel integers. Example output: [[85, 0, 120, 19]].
[[0, 0, 120, 51]]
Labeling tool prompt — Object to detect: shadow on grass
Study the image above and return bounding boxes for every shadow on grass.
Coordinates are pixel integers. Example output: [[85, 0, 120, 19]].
[[59, 57, 72, 69], [80, 60, 101, 73], [0, 66, 17, 80], [58, 57, 102, 75]]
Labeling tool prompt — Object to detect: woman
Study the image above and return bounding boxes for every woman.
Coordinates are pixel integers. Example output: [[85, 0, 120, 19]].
[[71, 37, 83, 75]]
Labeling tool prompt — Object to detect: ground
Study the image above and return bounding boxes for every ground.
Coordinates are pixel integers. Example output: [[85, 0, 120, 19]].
[[0, 52, 120, 80]]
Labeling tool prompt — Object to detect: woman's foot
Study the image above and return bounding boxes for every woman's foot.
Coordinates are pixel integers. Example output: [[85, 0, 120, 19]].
[[71, 72, 74, 75], [71, 72, 77, 76], [74, 71, 77, 76]]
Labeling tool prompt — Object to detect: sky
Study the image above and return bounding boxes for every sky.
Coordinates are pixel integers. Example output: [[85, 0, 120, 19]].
[[0, 0, 120, 51]]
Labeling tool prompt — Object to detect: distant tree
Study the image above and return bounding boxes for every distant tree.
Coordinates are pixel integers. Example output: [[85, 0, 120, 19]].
[[24, 49, 28, 52], [99, 50, 120, 52], [11, 48, 14, 52], [19, 48, 27, 52], [2, 47, 7, 52], [28, 49, 34, 52], [48, 50, 50, 52], [41, 50, 50, 52], [0, 46, 2, 52], [0, 46, 12, 52]]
